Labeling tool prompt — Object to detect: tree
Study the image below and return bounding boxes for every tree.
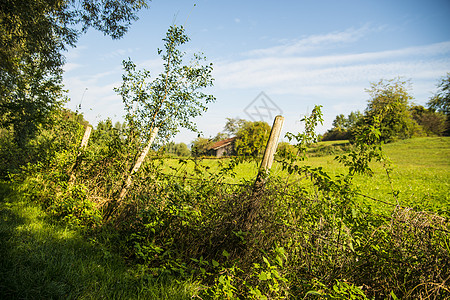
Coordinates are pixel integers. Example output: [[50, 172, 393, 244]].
[[1, 0, 149, 75], [112, 25, 215, 202], [411, 105, 446, 136], [427, 73, 450, 135], [332, 114, 348, 131], [234, 121, 271, 157], [347, 111, 363, 128], [0, 59, 66, 147], [322, 111, 362, 141], [0, 0, 149, 149], [191, 137, 212, 157], [223, 117, 248, 136], [362, 78, 416, 142], [163, 142, 190, 157], [115, 25, 215, 145]]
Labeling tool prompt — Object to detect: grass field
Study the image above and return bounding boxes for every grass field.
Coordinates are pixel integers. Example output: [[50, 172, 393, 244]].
[[161, 137, 450, 214]]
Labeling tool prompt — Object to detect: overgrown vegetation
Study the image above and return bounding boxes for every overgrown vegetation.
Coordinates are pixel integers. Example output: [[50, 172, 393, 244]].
[[1, 100, 448, 299]]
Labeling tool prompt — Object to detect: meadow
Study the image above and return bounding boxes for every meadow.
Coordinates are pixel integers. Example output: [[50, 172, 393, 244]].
[[161, 137, 450, 214], [1, 136, 449, 299]]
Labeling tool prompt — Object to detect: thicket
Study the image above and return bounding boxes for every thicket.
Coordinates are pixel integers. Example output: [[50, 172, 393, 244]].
[[1, 103, 448, 299]]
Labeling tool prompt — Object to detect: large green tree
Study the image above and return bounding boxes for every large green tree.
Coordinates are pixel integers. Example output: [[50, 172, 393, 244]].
[[234, 121, 271, 157], [362, 78, 416, 142], [0, 0, 149, 147], [1, 0, 149, 74]]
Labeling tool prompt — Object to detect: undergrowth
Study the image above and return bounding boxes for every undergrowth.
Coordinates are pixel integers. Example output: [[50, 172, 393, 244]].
[[1, 107, 449, 299]]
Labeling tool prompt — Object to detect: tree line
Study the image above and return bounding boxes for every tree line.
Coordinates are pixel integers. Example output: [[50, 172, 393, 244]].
[[322, 76, 450, 141]]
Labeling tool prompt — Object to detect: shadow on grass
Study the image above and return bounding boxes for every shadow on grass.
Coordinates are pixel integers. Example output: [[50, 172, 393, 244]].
[[0, 183, 197, 300]]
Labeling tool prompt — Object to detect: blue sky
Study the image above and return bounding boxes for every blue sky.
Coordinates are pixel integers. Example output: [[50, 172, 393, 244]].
[[63, 0, 450, 144]]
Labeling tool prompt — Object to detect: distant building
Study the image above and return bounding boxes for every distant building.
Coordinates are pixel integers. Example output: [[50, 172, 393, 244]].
[[208, 137, 236, 157]]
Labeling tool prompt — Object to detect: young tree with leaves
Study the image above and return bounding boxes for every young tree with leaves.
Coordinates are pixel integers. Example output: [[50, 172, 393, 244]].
[[112, 25, 215, 202]]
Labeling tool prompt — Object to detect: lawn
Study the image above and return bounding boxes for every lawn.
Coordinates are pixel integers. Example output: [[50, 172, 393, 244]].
[[160, 137, 450, 214]]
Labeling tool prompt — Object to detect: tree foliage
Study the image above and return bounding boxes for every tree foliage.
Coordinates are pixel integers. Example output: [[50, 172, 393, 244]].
[[234, 121, 271, 157], [163, 142, 190, 157], [114, 25, 215, 146], [0, 59, 66, 147], [223, 117, 248, 137], [191, 137, 212, 157], [427, 73, 450, 135], [411, 105, 447, 136], [323, 111, 362, 141], [0, 0, 149, 149], [362, 78, 416, 142], [428, 72, 450, 115], [0, 0, 149, 74]]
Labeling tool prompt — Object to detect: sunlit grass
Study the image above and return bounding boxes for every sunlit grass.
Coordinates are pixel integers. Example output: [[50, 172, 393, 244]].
[[159, 137, 449, 214], [0, 183, 199, 299]]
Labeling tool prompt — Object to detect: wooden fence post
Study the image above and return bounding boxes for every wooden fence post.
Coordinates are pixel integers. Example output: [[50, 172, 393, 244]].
[[118, 127, 159, 201], [244, 115, 284, 230], [69, 125, 92, 183], [80, 126, 92, 148], [254, 115, 285, 189]]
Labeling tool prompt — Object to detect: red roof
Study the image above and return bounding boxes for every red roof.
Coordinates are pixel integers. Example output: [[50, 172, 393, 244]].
[[209, 137, 236, 150]]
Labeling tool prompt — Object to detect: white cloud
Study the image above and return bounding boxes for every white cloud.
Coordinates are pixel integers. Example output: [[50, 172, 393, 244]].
[[246, 25, 374, 57], [101, 47, 139, 60], [63, 63, 82, 72], [213, 42, 450, 96]]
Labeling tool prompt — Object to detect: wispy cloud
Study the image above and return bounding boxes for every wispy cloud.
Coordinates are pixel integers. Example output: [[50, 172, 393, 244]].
[[63, 63, 82, 73], [101, 48, 139, 60], [246, 25, 376, 57], [213, 41, 450, 97]]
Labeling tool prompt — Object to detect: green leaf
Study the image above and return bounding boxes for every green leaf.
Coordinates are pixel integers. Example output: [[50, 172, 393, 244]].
[[258, 271, 269, 281]]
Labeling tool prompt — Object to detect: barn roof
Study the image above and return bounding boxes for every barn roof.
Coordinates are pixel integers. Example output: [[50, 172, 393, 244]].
[[209, 137, 236, 150]]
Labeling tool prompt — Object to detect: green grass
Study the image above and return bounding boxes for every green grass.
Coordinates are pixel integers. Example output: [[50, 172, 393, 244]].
[[160, 137, 450, 214], [0, 183, 198, 299]]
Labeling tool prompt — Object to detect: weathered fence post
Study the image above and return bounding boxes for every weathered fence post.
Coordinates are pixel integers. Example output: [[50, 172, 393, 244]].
[[254, 115, 285, 191], [118, 127, 159, 201], [80, 126, 92, 148], [244, 115, 284, 229], [69, 125, 92, 183]]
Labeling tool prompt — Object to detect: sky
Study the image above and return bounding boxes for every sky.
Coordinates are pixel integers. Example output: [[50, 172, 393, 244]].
[[63, 0, 450, 144]]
